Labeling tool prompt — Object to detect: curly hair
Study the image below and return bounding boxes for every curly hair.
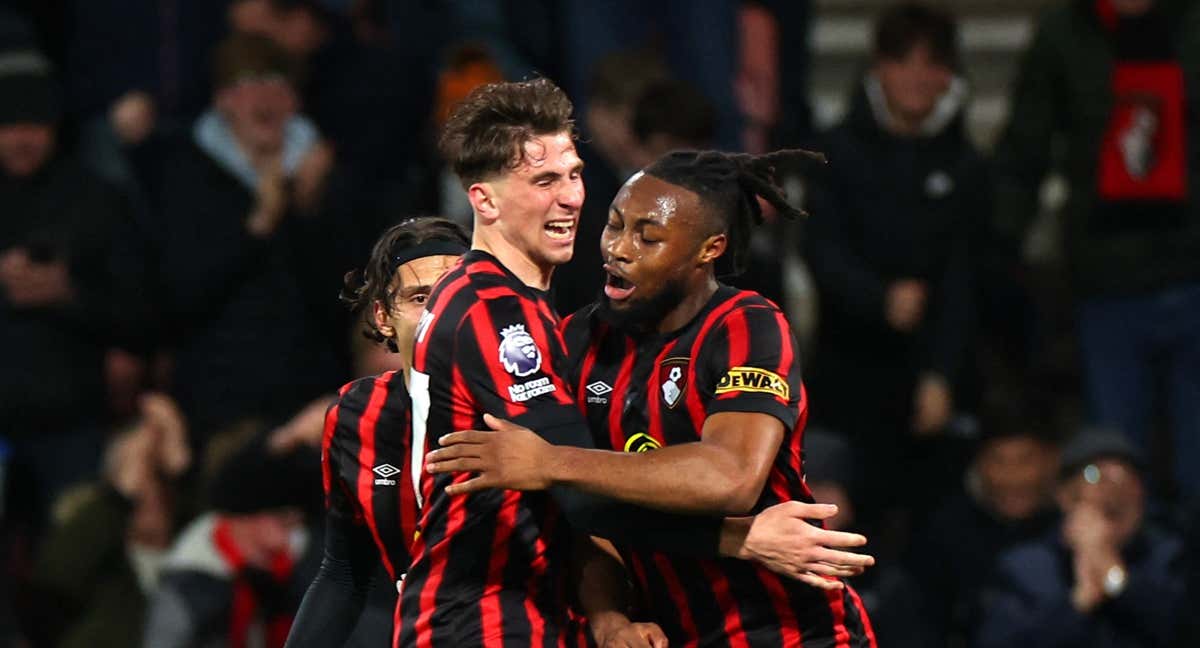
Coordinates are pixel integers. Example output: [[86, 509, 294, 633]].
[[438, 77, 575, 187], [340, 217, 469, 351]]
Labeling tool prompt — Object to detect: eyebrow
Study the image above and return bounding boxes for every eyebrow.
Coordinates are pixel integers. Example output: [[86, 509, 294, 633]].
[[398, 284, 434, 298], [609, 205, 664, 227], [530, 160, 584, 184]]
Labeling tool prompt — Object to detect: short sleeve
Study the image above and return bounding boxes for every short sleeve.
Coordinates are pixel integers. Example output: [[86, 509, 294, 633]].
[[698, 305, 804, 429], [454, 293, 581, 432]]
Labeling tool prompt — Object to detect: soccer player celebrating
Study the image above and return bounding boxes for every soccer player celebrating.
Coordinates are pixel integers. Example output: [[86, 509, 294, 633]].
[[404, 78, 873, 648], [428, 150, 878, 647], [285, 217, 469, 647]]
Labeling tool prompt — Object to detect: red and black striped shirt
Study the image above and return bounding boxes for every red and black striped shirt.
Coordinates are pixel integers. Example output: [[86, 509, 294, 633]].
[[322, 370, 419, 583], [563, 285, 878, 648], [399, 250, 583, 648]]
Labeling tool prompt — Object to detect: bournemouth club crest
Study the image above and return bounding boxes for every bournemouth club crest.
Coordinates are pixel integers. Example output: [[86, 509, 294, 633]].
[[659, 357, 689, 409]]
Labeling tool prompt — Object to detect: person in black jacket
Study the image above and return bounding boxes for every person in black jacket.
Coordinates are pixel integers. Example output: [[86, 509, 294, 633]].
[[803, 2, 983, 519], [0, 41, 150, 524], [155, 34, 354, 441]]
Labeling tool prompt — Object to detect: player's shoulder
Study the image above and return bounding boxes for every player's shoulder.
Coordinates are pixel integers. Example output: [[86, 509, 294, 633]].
[[331, 371, 406, 417], [711, 286, 787, 329]]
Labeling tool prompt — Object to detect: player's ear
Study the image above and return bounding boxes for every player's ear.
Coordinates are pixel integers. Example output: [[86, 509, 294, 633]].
[[467, 181, 501, 224], [373, 300, 395, 339], [697, 233, 727, 266]]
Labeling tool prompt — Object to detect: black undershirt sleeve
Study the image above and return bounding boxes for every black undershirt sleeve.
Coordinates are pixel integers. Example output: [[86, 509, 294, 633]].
[[284, 512, 383, 648]]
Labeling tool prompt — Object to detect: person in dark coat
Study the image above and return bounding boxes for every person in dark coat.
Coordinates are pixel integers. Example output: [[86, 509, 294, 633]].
[[912, 407, 1061, 647], [155, 34, 353, 440], [0, 41, 150, 522], [975, 430, 1185, 648], [803, 2, 983, 516]]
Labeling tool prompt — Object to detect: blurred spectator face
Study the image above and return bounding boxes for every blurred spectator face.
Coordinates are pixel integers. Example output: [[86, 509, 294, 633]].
[[375, 254, 461, 369], [235, 508, 304, 569], [486, 132, 584, 268], [1112, 0, 1153, 15], [586, 101, 638, 173], [1057, 458, 1144, 547], [216, 75, 298, 156], [873, 42, 953, 127], [977, 435, 1057, 521], [0, 123, 54, 178], [809, 482, 855, 531], [272, 6, 327, 57], [229, 0, 275, 35]]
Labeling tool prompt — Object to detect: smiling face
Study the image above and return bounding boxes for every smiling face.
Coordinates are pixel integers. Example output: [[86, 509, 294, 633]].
[[472, 131, 584, 273], [599, 171, 724, 328]]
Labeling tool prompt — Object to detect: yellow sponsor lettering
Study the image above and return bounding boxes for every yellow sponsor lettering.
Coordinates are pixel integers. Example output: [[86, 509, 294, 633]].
[[714, 366, 789, 400]]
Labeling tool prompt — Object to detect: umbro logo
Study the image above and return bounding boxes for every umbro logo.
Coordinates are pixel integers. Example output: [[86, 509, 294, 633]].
[[586, 381, 613, 396], [373, 463, 399, 486], [586, 381, 612, 405]]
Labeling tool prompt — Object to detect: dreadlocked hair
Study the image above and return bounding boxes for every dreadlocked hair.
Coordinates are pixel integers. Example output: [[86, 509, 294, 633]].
[[341, 217, 468, 352], [644, 148, 825, 276]]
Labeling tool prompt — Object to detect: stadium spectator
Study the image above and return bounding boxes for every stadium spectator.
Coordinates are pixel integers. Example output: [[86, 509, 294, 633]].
[[26, 394, 190, 648], [154, 34, 352, 441], [231, 0, 437, 231], [141, 431, 319, 648], [992, 0, 1200, 498], [976, 429, 1185, 648], [913, 408, 1060, 647], [803, 2, 983, 516], [0, 41, 150, 523]]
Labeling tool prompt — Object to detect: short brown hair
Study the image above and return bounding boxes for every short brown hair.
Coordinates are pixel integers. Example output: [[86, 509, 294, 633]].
[[212, 33, 301, 91], [438, 77, 575, 187]]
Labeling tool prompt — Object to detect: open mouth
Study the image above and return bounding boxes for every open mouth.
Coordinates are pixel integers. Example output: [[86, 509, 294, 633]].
[[604, 270, 635, 300], [544, 219, 575, 241]]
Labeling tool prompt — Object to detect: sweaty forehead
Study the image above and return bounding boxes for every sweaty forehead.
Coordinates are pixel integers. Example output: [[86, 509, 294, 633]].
[[394, 254, 459, 290], [613, 172, 705, 226]]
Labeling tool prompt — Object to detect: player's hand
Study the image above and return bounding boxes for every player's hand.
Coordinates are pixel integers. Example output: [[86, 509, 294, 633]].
[[738, 501, 874, 588], [601, 622, 668, 648], [427, 414, 554, 494]]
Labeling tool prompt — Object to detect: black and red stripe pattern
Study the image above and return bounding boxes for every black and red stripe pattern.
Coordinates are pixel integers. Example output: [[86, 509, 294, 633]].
[[563, 285, 877, 648], [398, 250, 582, 648], [322, 370, 417, 583]]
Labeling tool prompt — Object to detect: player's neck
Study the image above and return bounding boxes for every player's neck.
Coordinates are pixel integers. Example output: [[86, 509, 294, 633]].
[[472, 233, 554, 291], [655, 275, 719, 334]]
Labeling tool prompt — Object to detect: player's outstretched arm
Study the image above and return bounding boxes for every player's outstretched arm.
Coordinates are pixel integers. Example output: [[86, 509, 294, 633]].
[[574, 537, 668, 648], [429, 411, 781, 515]]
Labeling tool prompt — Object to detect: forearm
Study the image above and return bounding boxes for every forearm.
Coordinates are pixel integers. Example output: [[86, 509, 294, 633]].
[[575, 537, 635, 643], [546, 443, 757, 515]]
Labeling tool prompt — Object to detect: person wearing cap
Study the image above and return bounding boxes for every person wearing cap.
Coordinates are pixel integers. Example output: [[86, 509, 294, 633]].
[[0, 41, 151, 525], [976, 429, 1185, 648], [154, 33, 353, 443], [140, 431, 322, 648]]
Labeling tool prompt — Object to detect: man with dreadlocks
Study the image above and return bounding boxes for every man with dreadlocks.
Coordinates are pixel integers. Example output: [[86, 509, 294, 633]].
[[285, 217, 469, 647], [428, 149, 878, 647]]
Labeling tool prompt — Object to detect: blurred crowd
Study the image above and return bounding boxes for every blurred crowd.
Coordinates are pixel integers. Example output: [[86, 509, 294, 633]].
[[1, 0, 1198, 647]]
